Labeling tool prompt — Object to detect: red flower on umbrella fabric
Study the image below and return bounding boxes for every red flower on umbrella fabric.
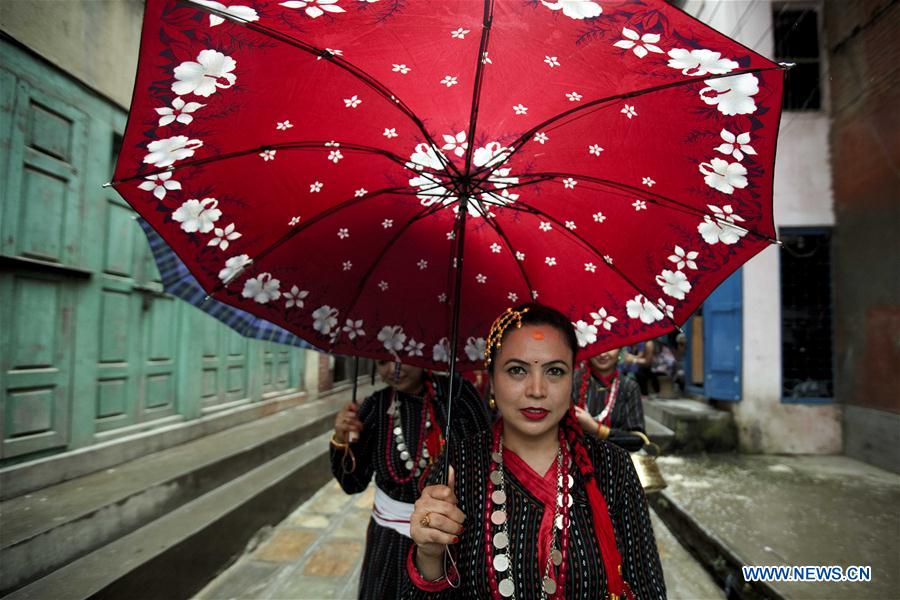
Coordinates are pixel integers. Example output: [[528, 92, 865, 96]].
[[113, 0, 784, 370]]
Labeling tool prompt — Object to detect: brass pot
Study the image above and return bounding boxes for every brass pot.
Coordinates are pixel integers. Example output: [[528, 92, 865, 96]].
[[629, 431, 667, 494]]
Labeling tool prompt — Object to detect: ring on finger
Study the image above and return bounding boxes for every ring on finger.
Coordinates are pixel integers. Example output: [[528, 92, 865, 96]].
[[420, 512, 431, 528]]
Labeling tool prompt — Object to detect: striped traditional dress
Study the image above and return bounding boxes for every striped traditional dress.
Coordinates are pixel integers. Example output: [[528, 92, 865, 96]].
[[404, 429, 666, 599]]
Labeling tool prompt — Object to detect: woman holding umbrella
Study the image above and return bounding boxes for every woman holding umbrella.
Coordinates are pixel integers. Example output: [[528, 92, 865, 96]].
[[406, 304, 665, 599], [330, 360, 489, 600]]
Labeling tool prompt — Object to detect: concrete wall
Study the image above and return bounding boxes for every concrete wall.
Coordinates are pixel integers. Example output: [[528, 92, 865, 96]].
[[684, 0, 843, 453], [0, 0, 143, 108], [824, 0, 900, 472]]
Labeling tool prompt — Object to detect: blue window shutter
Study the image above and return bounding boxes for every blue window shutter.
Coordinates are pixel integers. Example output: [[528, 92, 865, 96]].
[[703, 269, 743, 401]]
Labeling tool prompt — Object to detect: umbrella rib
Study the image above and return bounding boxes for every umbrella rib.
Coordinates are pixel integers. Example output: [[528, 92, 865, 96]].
[[204, 185, 410, 298], [111, 142, 431, 186], [340, 202, 449, 327], [501, 172, 778, 245], [468, 197, 536, 302], [176, 0, 461, 178], [461, 0, 495, 175], [469, 64, 784, 182], [489, 198, 683, 330]]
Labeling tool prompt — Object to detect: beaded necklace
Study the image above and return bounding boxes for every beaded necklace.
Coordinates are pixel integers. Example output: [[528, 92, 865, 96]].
[[485, 422, 572, 599], [384, 379, 437, 484]]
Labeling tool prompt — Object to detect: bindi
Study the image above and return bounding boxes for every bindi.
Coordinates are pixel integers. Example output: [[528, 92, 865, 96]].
[[531, 330, 545, 340]]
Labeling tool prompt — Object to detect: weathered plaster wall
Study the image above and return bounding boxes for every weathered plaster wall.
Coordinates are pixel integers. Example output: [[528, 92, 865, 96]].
[[0, 0, 143, 107]]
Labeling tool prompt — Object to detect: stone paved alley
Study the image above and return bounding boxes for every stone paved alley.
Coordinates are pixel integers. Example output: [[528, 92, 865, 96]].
[[195, 480, 723, 600]]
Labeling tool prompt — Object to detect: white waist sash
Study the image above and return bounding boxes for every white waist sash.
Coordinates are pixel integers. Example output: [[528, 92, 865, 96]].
[[372, 484, 414, 538]]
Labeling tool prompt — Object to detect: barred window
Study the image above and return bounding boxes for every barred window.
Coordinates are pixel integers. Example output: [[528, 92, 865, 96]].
[[780, 229, 833, 400], [773, 6, 822, 110]]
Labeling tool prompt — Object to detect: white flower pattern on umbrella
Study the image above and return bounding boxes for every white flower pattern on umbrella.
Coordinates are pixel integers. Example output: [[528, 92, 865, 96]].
[[621, 104, 637, 118], [573, 320, 598, 347], [613, 28, 663, 58], [490, 243, 502, 253], [328, 150, 343, 163], [144, 136, 203, 167], [138, 172, 181, 200], [417, 259, 428, 270], [382, 219, 393, 228], [668, 245, 699, 270], [341, 318, 365, 339], [342, 260, 352, 271], [432, 338, 450, 363], [565, 221, 576, 230], [534, 132, 549, 144], [276, 120, 293, 130], [378, 325, 406, 354], [242, 273, 281, 304], [441, 131, 468, 158], [588, 144, 603, 156], [172, 197, 221, 233], [476, 273, 487, 283], [451, 27, 469, 39], [593, 212, 606, 222], [666, 48, 738, 76], [545, 257, 557, 266], [279, 0, 345, 19], [632, 200, 647, 211], [642, 177, 656, 187], [516, 251, 525, 260], [207, 222, 241, 250], [513, 104, 528, 115], [715, 130, 757, 161], [508, 292, 518, 302], [566, 91, 583, 102], [656, 299, 675, 319], [343, 95, 362, 108], [312, 306, 340, 335], [383, 128, 398, 138], [190, 1, 259, 26], [289, 216, 301, 226], [562, 178, 577, 189], [218, 254, 251, 283], [626, 294, 665, 324], [544, 56, 560, 68], [391, 64, 411, 74], [541, 0, 602, 20], [337, 228, 349, 239], [584, 262, 596, 273], [698, 204, 748, 245], [259, 149, 276, 161], [700, 158, 748, 194], [590, 307, 617, 331], [172, 49, 236, 97], [539, 222, 552, 232], [378, 280, 388, 291], [465, 337, 486, 362], [310, 181, 323, 192], [156, 97, 205, 126], [354, 188, 368, 197], [700, 73, 759, 115], [656, 269, 692, 300], [405, 338, 424, 357], [283, 286, 309, 308], [440, 75, 459, 87]]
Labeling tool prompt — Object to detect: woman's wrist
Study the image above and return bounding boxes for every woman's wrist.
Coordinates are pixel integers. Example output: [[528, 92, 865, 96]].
[[414, 545, 445, 581], [330, 431, 348, 448]]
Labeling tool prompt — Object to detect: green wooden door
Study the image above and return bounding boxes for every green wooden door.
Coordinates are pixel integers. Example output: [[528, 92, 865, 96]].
[[0, 72, 87, 459]]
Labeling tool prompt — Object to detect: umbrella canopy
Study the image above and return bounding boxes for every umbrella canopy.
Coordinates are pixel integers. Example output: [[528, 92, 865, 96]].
[[137, 216, 317, 349], [113, 0, 784, 371]]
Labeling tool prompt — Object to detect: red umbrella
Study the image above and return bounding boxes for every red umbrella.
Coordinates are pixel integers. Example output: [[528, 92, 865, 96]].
[[112, 0, 784, 373]]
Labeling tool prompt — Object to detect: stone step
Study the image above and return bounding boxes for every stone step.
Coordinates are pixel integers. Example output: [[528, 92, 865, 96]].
[[5, 431, 336, 600], [644, 415, 675, 453], [642, 397, 736, 453], [0, 385, 372, 595]]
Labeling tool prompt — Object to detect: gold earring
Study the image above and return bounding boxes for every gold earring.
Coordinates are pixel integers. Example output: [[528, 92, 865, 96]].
[[488, 395, 496, 409]]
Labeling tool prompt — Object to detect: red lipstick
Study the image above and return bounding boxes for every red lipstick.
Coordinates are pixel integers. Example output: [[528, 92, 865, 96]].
[[520, 407, 550, 421]]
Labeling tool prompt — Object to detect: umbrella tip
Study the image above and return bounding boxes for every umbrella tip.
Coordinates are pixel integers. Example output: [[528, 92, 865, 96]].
[[778, 62, 796, 70], [102, 182, 112, 188]]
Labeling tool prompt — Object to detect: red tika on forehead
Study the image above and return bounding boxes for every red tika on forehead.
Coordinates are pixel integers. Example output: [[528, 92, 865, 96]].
[[532, 330, 545, 340]]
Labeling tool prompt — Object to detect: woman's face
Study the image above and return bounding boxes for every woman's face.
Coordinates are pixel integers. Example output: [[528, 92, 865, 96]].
[[589, 348, 620, 375], [376, 360, 425, 395], [490, 324, 574, 441]]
